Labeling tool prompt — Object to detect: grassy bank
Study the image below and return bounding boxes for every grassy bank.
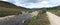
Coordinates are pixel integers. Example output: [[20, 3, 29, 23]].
[[46, 8, 60, 16], [0, 7, 21, 17], [24, 10, 50, 25], [24, 15, 39, 25]]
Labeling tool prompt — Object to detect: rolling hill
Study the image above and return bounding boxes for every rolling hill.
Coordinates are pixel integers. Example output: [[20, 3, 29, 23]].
[[46, 6, 60, 16], [0, 1, 27, 17]]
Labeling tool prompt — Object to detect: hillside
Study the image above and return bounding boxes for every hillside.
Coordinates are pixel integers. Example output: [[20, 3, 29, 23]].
[[0, 1, 27, 17], [0, 1, 17, 8], [33, 6, 60, 16], [46, 6, 60, 16]]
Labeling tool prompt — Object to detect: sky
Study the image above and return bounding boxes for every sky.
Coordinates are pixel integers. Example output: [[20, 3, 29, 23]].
[[2, 0, 60, 8]]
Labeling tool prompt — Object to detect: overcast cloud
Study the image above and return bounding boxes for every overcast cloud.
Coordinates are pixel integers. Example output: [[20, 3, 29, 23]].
[[2, 0, 60, 8]]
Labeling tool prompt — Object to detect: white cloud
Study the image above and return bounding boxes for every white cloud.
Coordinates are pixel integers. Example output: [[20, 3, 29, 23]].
[[2, 0, 60, 8], [18, 0, 60, 8], [20, 0, 60, 8]]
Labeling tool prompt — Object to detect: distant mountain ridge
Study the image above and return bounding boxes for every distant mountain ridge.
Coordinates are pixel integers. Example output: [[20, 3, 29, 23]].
[[0, 1, 27, 9]]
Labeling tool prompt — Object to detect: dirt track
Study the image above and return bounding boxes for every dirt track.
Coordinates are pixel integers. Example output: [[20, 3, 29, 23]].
[[46, 12, 60, 25]]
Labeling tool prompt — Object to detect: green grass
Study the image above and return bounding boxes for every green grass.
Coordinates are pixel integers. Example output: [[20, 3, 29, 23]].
[[0, 7, 21, 17], [24, 10, 50, 25], [47, 8, 60, 16], [25, 15, 39, 25]]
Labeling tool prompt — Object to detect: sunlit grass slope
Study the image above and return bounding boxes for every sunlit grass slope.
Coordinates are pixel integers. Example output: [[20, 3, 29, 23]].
[[0, 1, 26, 17]]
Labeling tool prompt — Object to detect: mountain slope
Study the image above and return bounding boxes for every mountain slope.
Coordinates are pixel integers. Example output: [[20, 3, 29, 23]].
[[0, 1, 17, 8], [0, 1, 26, 17]]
